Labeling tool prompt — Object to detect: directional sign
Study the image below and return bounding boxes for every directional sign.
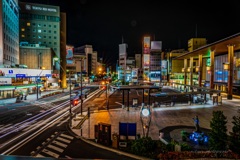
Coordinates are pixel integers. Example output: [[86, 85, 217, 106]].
[[8, 70, 13, 74]]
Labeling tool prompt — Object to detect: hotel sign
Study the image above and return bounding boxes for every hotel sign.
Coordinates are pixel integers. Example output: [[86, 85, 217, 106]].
[[25, 4, 57, 12]]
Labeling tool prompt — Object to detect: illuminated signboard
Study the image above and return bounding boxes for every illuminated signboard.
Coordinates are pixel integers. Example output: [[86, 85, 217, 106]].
[[25, 4, 57, 12], [143, 37, 150, 48], [143, 54, 150, 66]]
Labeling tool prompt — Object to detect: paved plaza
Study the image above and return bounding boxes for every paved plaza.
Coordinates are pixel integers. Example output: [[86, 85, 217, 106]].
[[72, 94, 240, 143]]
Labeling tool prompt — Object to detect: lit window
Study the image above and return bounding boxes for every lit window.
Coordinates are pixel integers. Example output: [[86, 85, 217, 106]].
[[21, 34, 25, 37], [38, 36, 41, 39], [21, 28, 25, 31], [38, 29, 41, 33], [27, 22, 30, 26]]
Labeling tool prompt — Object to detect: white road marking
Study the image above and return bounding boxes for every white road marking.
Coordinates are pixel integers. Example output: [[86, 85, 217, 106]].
[[56, 137, 71, 144], [52, 140, 68, 148], [60, 134, 74, 140], [42, 149, 59, 158], [47, 144, 64, 153]]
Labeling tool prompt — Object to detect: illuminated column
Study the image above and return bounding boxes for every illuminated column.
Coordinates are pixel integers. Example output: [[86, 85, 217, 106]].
[[184, 59, 188, 87], [210, 51, 215, 89], [190, 57, 193, 86], [198, 55, 203, 87], [227, 45, 234, 100]]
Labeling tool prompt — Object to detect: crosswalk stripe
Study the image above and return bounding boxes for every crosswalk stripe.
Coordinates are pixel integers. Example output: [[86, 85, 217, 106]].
[[56, 137, 71, 144], [42, 149, 59, 158], [47, 144, 64, 153], [36, 154, 45, 157], [52, 140, 68, 148], [60, 134, 74, 140]]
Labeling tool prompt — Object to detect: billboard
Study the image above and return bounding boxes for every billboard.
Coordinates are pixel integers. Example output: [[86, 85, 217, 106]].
[[151, 41, 162, 50], [143, 54, 150, 66], [119, 43, 128, 56], [143, 37, 150, 48]]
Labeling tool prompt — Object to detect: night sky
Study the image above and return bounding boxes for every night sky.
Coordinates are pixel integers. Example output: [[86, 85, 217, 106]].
[[19, 0, 240, 68]]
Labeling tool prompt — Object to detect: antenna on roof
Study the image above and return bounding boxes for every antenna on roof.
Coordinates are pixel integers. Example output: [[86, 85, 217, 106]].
[[122, 35, 124, 43], [195, 24, 198, 38]]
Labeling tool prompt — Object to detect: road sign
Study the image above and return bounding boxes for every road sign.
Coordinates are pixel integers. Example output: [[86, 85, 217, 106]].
[[8, 70, 13, 74]]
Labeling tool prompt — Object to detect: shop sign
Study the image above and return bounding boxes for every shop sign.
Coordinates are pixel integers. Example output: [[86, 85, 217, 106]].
[[0, 78, 12, 85], [16, 74, 26, 78]]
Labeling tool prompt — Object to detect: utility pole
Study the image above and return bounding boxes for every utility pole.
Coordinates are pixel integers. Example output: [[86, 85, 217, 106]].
[[69, 71, 72, 127], [80, 59, 83, 115]]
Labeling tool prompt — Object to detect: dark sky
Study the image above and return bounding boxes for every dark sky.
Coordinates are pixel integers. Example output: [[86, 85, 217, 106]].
[[19, 0, 240, 67]]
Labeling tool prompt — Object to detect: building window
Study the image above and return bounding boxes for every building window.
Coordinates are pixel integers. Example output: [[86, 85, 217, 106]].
[[38, 35, 41, 39], [21, 28, 25, 31], [38, 29, 41, 33], [27, 22, 30, 26], [21, 34, 25, 37], [38, 24, 41, 27]]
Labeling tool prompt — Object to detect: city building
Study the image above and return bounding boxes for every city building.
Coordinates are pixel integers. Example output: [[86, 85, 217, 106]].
[[173, 33, 240, 99], [118, 43, 127, 81], [188, 38, 207, 52], [142, 36, 151, 82], [18, 2, 61, 75], [0, 0, 19, 67], [149, 41, 162, 83]]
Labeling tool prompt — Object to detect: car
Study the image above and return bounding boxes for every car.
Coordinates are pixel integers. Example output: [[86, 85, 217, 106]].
[[70, 94, 80, 106]]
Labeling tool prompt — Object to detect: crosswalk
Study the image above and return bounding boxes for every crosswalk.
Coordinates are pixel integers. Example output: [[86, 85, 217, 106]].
[[32, 132, 74, 158]]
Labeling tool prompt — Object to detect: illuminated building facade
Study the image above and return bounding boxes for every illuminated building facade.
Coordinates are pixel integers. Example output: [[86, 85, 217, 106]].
[[142, 37, 150, 82], [118, 43, 127, 81], [0, 0, 19, 67], [18, 2, 61, 74], [149, 41, 162, 83]]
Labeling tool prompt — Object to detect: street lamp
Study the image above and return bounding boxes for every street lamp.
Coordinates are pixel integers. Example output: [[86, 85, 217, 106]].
[[53, 56, 72, 124], [77, 58, 85, 115], [36, 69, 44, 100]]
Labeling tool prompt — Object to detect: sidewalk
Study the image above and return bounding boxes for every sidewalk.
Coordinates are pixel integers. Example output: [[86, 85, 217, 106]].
[[0, 89, 63, 106]]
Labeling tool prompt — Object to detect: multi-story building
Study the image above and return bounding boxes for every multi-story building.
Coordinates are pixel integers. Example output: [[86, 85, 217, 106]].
[[118, 43, 127, 81], [18, 2, 61, 74], [0, 0, 19, 67], [142, 36, 151, 82], [149, 41, 162, 83], [74, 45, 98, 76]]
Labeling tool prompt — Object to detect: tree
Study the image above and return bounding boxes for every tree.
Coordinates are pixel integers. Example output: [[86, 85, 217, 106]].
[[209, 110, 228, 151], [229, 115, 240, 154]]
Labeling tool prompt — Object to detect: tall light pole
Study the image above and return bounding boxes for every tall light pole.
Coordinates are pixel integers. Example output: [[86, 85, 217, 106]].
[[68, 70, 72, 126], [36, 69, 43, 100], [53, 57, 72, 125], [75, 57, 85, 116], [80, 63, 83, 115]]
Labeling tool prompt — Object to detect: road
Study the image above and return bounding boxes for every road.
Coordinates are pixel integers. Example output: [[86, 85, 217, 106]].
[[1, 85, 240, 159], [0, 86, 139, 159]]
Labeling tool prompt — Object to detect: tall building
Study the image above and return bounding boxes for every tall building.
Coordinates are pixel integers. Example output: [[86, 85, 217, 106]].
[[118, 43, 127, 80], [74, 45, 97, 76], [142, 36, 150, 82], [18, 2, 61, 73], [149, 41, 162, 82], [0, 0, 19, 67]]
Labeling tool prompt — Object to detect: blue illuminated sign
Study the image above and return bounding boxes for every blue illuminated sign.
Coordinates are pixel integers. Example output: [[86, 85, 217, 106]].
[[9, 70, 13, 74], [46, 74, 52, 78], [16, 74, 26, 78]]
